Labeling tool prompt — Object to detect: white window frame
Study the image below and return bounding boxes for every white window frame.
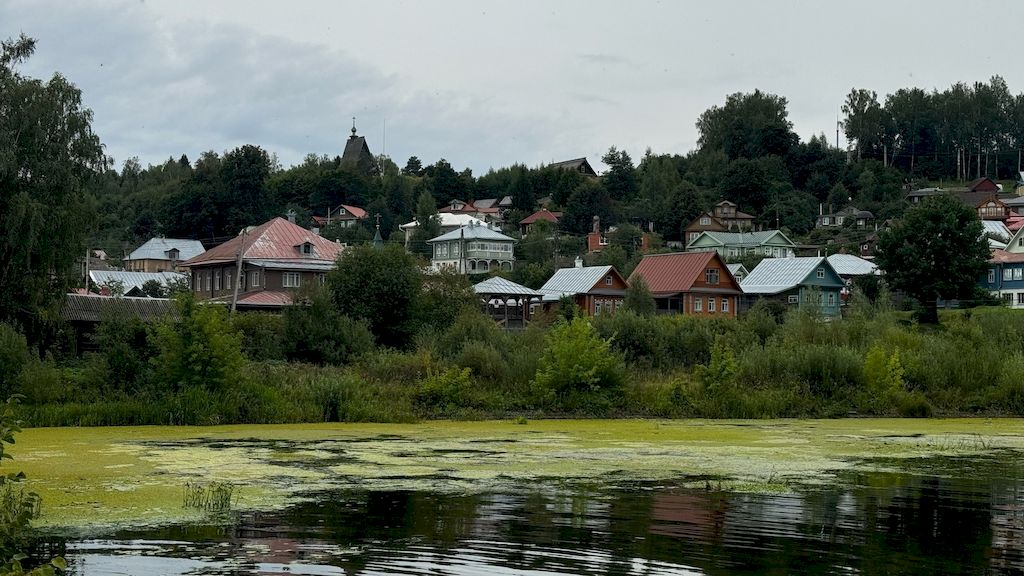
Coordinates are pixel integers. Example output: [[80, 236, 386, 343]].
[[214, 271, 221, 291], [283, 272, 301, 288], [817, 268, 825, 279], [828, 293, 835, 307], [989, 269, 997, 283], [1015, 268, 1023, 281], [1017, 292, 1024, 306], [700, 217, 711, 225], [1004, 268, 1013, 282], [248, 270, 260, 288], [788, 295, 799, 304], [605, 275, 613, 286], [694, 297, 703, 312], [705, 269, 719, 285], [722, 298, 729, 313], [708, 298, 716, 313]]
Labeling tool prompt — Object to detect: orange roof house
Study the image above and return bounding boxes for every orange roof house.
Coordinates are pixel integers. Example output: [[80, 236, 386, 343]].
[[183, 217, 344, 310], [629, 251, 741, 316]]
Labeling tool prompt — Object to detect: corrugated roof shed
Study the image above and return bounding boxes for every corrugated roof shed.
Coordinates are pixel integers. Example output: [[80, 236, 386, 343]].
[[184, 218, 344, 266], [127, 238, 205, 261], [61, 293, 177, 323], [826, 254, 878, 277], [473, 277, 543, 297], [630, 252, 718, 295], [427, 224, 515, 243], [89, 270, 186, 294], [741, 257, 842, 294], [538, 265, 616, 301]]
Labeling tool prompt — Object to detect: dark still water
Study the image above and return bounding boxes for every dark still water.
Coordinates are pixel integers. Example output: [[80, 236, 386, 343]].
[[63, 453, 1024, 576]]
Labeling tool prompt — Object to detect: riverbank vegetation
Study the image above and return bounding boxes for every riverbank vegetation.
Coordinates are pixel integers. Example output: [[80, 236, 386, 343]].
[[4, 272, 1024, 426]]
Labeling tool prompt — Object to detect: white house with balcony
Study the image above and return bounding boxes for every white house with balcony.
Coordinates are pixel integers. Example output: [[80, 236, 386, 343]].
[[427, 221, 515, 274]]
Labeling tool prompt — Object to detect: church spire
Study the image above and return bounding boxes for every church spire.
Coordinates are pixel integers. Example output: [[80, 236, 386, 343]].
[[350, 116, 357, 138]]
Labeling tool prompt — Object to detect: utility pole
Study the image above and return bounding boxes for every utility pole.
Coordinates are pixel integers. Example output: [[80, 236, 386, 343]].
[[230, 227, 248, 314]]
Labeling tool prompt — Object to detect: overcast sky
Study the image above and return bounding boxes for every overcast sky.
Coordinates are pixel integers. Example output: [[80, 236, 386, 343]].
[[4, 0, 1024, 174]]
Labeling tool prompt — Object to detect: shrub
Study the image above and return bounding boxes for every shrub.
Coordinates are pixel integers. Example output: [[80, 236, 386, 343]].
[[0, 325, 31, 398], [91, 312, 155, 392], [283, 291, 375, 366], [532, 318, 627, 412], [232, 313, 285, 361], [415, 367, 484, 417], [151, 295, 245, 392], [455, 340, 507, 385]]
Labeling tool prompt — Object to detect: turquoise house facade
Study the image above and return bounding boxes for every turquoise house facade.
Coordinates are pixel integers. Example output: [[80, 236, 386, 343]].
[[740, 257, 845, 316]]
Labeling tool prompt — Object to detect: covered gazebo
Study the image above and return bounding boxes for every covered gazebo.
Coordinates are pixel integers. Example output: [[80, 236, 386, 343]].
[[472, 277, 543, 329]]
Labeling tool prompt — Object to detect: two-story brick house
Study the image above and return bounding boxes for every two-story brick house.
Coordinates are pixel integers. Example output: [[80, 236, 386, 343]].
[[182, 217, 344, 310]]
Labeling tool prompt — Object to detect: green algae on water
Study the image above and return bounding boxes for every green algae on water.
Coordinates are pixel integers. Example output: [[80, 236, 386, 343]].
[[14, 418, 1024, 532]]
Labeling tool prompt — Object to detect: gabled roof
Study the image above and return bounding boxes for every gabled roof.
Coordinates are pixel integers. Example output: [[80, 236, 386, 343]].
[[127, 238, 206, 262], [967, 177, 1000, 192], [335, 204, 367, 219], [629, 252, 740, 295], [183, 217, 343, 266], [688, 230, 794, 248], [519, 208, 562, 225], [982, 220, 1011, 241], [400, 213, 485, 230], [1003, 225, 1024, 253], [539, 265, 624, 301], [472, 198, 499, 209], [826, 254, 878, 277], [741, 257, 844, 294], [473, 276, 543, 297], [427, 224, 515, 243], [548, 157, 597, 176], [960, 191, 1003, 208], [727, 263, 748, 277]]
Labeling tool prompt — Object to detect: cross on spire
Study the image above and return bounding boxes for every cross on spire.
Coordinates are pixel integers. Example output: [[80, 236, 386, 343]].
[[374, 212, 382, 229], [351, 116, 357, 136]]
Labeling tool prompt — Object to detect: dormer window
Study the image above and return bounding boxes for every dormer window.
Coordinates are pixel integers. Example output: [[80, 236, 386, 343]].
[[166, 248, 180, 260], [700, 217, 711, 226], [298, 242, 315, 256]]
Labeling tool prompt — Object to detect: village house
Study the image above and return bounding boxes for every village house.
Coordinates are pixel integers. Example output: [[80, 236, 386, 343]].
[[426, 221, 515, 274], [629, 251, 741, 316], [123, 238, 205, 273], [182, 216, 344, 310], [311, 203, 367, 229], [683, 200, 755, 243], [815, 205, 875, 229], [440, 199, 504, 224], [740, 256, 844, 316], [686, 229, 796, 259], [726, 263, 749, 283], [399, 213, 486, 247], [585, 216, 651, 254], [538, 260, 629, 315], [548, 157, 598, 177], [980, 224, 1024, 307], [519, 208, 561, 236]]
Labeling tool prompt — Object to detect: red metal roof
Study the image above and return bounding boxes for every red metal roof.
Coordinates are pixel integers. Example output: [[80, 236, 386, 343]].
[[184, 217, 343, 266], [990, 249, 1024, 264], [629, 251, 738, 295], [519, 209, 562, 225]]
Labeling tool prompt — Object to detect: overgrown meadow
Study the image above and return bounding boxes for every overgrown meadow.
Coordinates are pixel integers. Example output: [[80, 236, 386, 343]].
[[4, 289, 1024, 427]]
